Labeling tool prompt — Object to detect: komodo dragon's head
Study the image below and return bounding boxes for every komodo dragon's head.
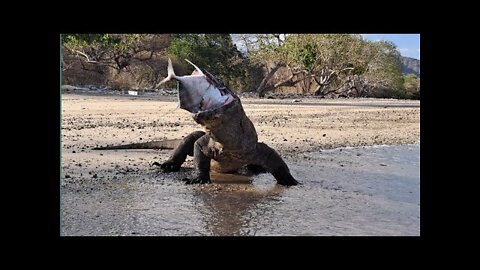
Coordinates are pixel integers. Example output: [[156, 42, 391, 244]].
[[157, 58, 242, 126]]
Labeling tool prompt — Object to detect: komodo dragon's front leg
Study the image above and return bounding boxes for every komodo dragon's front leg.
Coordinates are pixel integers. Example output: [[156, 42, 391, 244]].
[[183, 134, 212, 184], [159, 131, 205, 172]]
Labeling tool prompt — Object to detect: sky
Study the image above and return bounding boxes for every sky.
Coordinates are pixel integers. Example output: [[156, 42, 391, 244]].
[[361, 34, 420, 59]]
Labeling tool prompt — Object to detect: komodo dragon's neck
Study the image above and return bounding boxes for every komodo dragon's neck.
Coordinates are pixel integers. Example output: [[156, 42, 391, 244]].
[[194, 99, 258, 151]]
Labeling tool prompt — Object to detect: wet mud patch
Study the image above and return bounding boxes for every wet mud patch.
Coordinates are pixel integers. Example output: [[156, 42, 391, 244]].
[[61, 144, 419, 236]]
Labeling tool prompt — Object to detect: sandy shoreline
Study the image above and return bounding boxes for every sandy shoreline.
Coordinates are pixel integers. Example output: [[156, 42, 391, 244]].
[[61, 93, 420, 236], [61, 93, 419, 153]]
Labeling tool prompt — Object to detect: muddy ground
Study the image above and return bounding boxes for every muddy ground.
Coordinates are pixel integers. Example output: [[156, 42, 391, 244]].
[[61, 93, 420, 236]]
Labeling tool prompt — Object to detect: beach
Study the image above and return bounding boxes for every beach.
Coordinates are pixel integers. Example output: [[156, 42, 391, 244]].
[[61, 92, 420, 236]]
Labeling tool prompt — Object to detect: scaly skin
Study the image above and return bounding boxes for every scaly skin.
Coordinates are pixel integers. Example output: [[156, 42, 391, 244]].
[[161, 69, 298, 186]]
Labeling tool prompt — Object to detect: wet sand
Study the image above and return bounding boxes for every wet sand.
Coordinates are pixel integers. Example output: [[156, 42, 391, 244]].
[[61, 93, 420, 236]]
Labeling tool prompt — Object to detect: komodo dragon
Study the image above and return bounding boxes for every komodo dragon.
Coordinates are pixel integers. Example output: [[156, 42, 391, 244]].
[[93, 59, 299, 186]]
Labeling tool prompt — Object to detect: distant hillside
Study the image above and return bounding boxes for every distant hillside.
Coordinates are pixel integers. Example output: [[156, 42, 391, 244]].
[[401, 56, 420, 77]]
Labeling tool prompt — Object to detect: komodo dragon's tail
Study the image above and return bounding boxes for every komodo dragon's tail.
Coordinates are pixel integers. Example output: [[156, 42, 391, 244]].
[[92, 139, 181, 150]]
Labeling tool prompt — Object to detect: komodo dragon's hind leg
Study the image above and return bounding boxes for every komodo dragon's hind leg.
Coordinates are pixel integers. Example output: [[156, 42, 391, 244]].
[[246, 164, 268, 174], [253, 142, 299, 186], [158, 131, 206, 172]]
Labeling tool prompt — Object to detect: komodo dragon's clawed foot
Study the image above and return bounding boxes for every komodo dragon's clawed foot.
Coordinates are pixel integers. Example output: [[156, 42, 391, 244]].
[[276, 174, 300, 186], [182, 177, 211, 185], [159, 161, 181, 172]]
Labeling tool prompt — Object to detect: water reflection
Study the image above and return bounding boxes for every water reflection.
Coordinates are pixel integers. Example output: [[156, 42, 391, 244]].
[[193, 172, 285, 236]]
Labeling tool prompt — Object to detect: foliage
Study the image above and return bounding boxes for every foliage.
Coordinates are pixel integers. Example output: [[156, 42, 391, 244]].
[[62, 34, 418, 99], [62, 34, 171, 88], [402, 73, 420, 99], [241, 34, 407, 98], [166, 34, 248, 89]]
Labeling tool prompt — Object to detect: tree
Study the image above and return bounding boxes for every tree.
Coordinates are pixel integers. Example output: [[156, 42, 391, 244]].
[[64, 34, 143, 71], [238, 34, 290, 96], [62, 34, 171, 88], [285, 34, 368, 97], [402, 73, 420, 99], [242, 34, 406, 98], [364, 40, 404, 93], [166, 34, 247, 90], [244, 34, 364, 97]]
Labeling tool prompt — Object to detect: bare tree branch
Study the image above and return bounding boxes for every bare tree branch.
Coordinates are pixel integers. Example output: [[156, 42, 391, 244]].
[[340, 67, 354, 72], [260, 73, 317, 94], [256, 63, 283, 97], [72, 49, 97, 63], [61, 58, 73, 71]]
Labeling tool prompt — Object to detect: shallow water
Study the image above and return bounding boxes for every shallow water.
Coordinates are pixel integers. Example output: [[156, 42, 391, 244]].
[[61, 144, 420, 236]]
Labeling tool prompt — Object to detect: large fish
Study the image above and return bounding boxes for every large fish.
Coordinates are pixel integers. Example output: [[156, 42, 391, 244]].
[[157, 58, 234, 114]]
